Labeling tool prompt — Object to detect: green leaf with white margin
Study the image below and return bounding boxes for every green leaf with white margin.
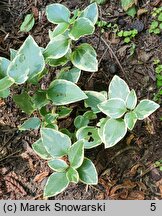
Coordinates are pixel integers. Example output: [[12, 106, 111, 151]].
[[0, 76, 14, 91], [74, 115, 89, 129], [46, 56, 68, 67], [77, 158, 98, 185], [48, 159, 69, 172], [124, 111, 137, 130], [7, 54, 29, 84], [84, 91, 107, 113], [68, 140, 84, 169], [98, 98, 127, 118], [0, 88, 10, 98], [57, 67, 81, 83], [69, 17, 95, 40], [66, 167, 79, 183], [32, 138, 51, 160], [43, 35, 71, 60], [71, 43, 98, 72], [47, 79, 87, 105], [126, 89, 137, 110], [41, 128, 71, 158], [97, 117, 109, 143], [76, 126, 102, 149], [50, 23, 70, 38], [57, 106, 72, 119], [108, 75, 130, 101], [44, 172, 69, 198], [103, 118, 127, 148], [20, 13, 35, 32], [46, 3, 70, 24], [80, 3, 98, 25], [134, 99, 160, 120], [83, 110, 97, 120], [10, 49, 18, 61], [19, 117, 41, 131], [0, 57, 10, 78], [7, 35, 45, 84]]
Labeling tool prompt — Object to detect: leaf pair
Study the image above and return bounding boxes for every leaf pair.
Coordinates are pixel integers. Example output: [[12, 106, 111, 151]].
[[85, 75, 159, 148], [32, 128, 98, 198], [45, 3, 98, 72], [46, 3, 98, 40]]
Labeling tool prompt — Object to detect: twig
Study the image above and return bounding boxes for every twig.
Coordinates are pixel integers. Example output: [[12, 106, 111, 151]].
[[100, 37, 128, 81], [0, 150, 22, 163]]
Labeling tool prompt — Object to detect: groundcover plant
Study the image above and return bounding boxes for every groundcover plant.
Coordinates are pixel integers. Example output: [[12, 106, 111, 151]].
[[0, 3, 160, 198]]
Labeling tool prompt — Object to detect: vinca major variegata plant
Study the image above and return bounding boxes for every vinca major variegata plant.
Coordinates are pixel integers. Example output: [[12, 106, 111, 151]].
[[0, 3, 160, 198]]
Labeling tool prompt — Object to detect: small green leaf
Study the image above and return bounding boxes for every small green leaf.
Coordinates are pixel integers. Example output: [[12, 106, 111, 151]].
[[13, 92, 35, 115], [32, 90, 49, 109], [41, 128, 71, 158], [43, 35, 71, 59], [44, 113, 58, 125], [98, 98, 127, 118], [44, 172, 69, 198], [121, 0, 135, 11], [74, 115, 89, 129], [47, 79, 87, 105], [0, 88, 10, 98], [134, 99, 160, 120], [126, 6, 136, 17], [46, 3, 70, 24], [76, 126, 102, 149], [66, 167, 79, 183], [108, 75, 130, 101], [57, 106, 72, 119], [69, 17, 94, 40], [80, 3, 98, 25], [126, 89, 137, 110], [124, 37, 131, 43], [158, 13, 162, 21], [0, 76, 14, 91], [71, 43, 98, 72], [57, 67, 81, 83], [50, 23, 70, 37], [20, 13, 35, 32], [46, 56, 68, 67], [77, 158, 98, 185], [19, 117, 41, 131], [84, 91, 107, 113], [0, 57, 10, 78], [48, 159, 69, 172], [83, 110, 97, 120], [68, 140, 84, 169], [32, 138, 51, 160], [103, 118, 127, 148], [124, 111, 137, 130]]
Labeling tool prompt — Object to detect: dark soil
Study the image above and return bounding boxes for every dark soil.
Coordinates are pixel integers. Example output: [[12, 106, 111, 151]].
[[0, 0, 162, 200]]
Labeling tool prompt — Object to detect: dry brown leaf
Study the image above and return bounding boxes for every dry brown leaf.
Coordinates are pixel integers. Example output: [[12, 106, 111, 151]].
[[126, 134, 135, 145], [159, 185, 162, 198], [127, 191, 145, 200], [137, 8, 148, 18], [130, 163, 144, 176], [117, 45, 130, 57], [110, 179, 136, 196], [34, 171, 49, 183]]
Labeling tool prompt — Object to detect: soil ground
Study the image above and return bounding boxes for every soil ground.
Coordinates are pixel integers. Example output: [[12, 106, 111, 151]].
[[0, 0, 162, 200]]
